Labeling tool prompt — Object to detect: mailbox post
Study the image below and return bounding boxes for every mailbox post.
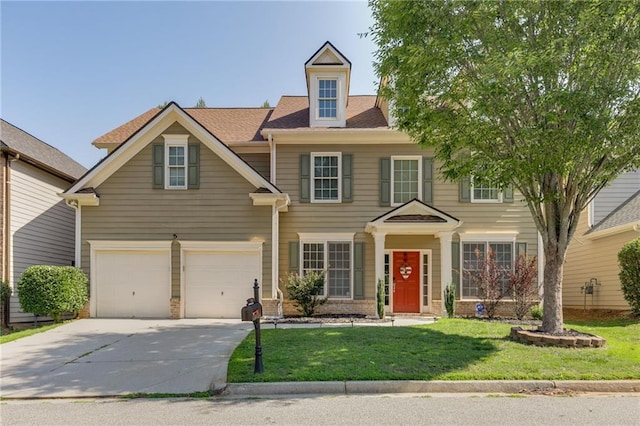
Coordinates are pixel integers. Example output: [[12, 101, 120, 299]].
[[240, 279, 264, 374]]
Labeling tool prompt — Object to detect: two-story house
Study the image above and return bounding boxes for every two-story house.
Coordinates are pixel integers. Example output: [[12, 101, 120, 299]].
[[61, 42, 539, 319]]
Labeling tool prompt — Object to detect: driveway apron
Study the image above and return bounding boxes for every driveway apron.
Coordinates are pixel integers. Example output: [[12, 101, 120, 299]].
[[0, 319, 252, 398]]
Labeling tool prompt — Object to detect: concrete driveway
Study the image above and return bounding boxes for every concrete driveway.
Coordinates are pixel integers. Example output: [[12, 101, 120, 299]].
[[0, 319, 252, 398]]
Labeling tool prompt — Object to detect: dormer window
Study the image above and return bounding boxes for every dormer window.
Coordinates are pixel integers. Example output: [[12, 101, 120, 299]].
[[318, 79, 338, 119]]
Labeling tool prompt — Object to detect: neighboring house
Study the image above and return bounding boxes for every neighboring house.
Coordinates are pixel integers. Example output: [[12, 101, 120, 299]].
[[564, 170, 640, 311], [1, 119, 87, 323], [61, 42, 539, 319]]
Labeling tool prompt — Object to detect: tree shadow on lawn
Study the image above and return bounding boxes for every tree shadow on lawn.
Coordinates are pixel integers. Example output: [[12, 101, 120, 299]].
[[229, 326, 499, 382]]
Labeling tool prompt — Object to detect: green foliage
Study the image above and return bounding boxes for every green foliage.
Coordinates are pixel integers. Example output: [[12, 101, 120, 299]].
[[284, 271, 327, 317], [369, 0, 640, 332], [261, 99, 271, 108], [506, 254, 539, 320], [0, 280, 11, 304], [530, 305, 543, 321], [444, 282, 455, 318], [194, 97, 206, 108], [464, 249, 504, 318], [377, 279, 385, 319], [17, 265, 88, 323], [618, 237, 640, 315], [157, 101, 169, 109]]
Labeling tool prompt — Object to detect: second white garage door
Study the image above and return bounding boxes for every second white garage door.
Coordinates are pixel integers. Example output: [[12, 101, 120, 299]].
[[183, 245, 262, 318]]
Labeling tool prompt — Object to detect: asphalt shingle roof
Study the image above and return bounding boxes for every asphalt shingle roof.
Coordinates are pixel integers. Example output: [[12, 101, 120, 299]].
[[588, 190, 640, 234], [0, 119, 87, 180]]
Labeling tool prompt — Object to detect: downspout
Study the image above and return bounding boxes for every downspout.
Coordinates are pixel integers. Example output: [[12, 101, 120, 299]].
[[65, 200, 81, 268], [268, 133, 276, 185], [1, 152, 9, 327]]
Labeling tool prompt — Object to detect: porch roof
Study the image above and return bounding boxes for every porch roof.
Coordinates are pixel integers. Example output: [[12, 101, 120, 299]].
[[365, 199, 462, 236]]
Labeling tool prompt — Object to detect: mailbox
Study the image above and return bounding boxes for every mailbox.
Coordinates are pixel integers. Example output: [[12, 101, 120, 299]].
[[241, 300, 262, 322]]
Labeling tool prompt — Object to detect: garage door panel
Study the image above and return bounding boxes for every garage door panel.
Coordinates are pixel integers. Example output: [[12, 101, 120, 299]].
[[95, 250, 170, 318], [185, 251, 260, 318]]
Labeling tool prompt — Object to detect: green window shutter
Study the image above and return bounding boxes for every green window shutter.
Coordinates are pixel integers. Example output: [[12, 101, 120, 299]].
[[517, 242, 527, 257], [459, 176, 471, 202], [152, 143, 164, 189], [423, 157, 433, 204], [342, 154, 353, 203], [289, 241, 300, 273], [379, 157, 391, 206], [299, 154, 310, 203], [503, 184, 514, 202], [451, 241, 460, 295], [188, 143, 200, 189], [353, 242, 365, 300]]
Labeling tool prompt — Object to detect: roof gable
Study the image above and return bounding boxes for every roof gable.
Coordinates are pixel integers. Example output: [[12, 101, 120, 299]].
[[366, 199, 462, 235], [0, 119, 86, 181], [304, 41, 351, 68], [65, 103, 281, 197]]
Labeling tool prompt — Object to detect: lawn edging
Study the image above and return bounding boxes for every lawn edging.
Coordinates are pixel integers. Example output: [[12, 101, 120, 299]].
[[224, 380, 640, 396]]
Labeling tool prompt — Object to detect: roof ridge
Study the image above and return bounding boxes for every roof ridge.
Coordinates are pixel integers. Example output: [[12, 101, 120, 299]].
[[1, 118, 77, 158]]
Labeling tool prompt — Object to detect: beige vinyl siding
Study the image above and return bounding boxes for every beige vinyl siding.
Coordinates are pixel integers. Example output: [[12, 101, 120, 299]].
[[277, 143, 538, 302], [238, 153, 270, 181], [81, 126, 272, 300], [9, 160, 75, 322], [564, 208, 634, 310]]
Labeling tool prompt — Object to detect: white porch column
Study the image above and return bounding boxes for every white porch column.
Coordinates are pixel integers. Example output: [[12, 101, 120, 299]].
[[374, 232, 386, 310], [438, 231, 453, 313]]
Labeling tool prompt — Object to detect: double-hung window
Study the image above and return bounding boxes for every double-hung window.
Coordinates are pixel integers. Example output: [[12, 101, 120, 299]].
[[461, 241, 513, 299], [471, 177, 501, 202], [318, 79, 337, 119], [163, 135, 189, 190], [391, 156, 421, 205], [301, 235, 353, 298], [311, 153, 341, 202]]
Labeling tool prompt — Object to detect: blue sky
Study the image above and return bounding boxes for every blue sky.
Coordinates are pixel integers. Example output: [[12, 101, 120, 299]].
[[1, 1, 378, 168]]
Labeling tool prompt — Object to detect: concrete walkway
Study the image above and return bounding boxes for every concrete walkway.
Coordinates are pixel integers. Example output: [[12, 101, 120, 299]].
[[0, 319, 251, 398]]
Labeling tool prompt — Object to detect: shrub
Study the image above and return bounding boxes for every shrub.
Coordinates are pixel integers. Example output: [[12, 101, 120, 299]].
[[530, 305, 543, 321], [377, 278, 385, 319], [284, 271, 327, 317], [506, 254, 539, 320], [464, 248, 505, 318], [0, 280, 11, 304], [618, 237, 640, 315], [17, 265, 88, 322], [444, 282, 456, 318]]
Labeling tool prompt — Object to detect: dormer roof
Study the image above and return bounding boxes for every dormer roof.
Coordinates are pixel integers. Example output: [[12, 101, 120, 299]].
[[304, 41, 352, 97]]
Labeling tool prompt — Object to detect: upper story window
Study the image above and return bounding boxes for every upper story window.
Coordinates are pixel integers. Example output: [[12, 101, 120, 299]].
[[471, 177, 502, 203], [162, 135, 189, 190], [318, 79, 338, 119], [392, 156, 422, 205], [312, 153, 341, 202]]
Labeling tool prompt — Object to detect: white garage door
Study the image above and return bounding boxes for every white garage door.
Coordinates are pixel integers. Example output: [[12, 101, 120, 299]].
[[93, 248, 171, 318], [184, 249, 261, 318]]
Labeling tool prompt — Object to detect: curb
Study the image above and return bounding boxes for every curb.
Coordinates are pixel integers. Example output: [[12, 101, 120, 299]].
[[224, 380, 640, 396]]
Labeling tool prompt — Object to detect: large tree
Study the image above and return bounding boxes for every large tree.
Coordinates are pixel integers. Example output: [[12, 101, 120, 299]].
[[369, 0, 640, 332]]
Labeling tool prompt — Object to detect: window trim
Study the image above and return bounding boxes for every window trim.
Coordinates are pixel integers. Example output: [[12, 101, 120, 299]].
[[163, 134, 189, 190], [470, 176, 503, 203], [298, 232, 354, 299], [390, 155, 422, 206], [459, 236, 515, 300], [310, 152, 342, 203]]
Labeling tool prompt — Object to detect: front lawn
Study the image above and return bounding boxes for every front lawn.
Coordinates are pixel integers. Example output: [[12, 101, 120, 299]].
[[227, 318, 640, 382], [0, 322, 65, 344]]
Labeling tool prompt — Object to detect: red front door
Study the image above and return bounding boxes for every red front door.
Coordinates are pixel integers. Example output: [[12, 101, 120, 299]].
[[393, 251, 420, 313]]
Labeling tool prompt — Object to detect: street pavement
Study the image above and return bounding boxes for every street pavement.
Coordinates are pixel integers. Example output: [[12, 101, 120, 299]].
[[1, 317, 638, 399]]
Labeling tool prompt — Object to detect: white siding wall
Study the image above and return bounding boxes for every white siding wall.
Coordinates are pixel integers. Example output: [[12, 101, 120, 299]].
[[592, 169, 640, 224], [9, 160, 75, 322]]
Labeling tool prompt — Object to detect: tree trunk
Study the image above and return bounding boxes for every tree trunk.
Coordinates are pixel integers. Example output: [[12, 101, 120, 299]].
[[541, 250, 565, 334]]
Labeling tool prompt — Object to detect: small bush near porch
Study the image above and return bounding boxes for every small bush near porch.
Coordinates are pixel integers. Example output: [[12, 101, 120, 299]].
[[228, 318, 639, 383]]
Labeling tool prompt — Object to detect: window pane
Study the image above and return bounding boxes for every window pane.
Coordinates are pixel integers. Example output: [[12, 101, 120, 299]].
[[473, 178, 499, 201], [462, 243, 485, 298], [302, 243, 325, 294], [423, 254, 429, 306], [328, 242, 350, 297], [384, 253, 390, 305], [393, 159, 419, 204], [490, 243, 513, 295], [318, 79, 337, 118], [169, 167, 185, 187], [169, 146, 185, 166], [312, 155, 339, 200]]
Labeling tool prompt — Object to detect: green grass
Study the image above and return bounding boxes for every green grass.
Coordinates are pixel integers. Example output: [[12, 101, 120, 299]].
[[228, 318, 640, 382], [0, 322, 66, 344]]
